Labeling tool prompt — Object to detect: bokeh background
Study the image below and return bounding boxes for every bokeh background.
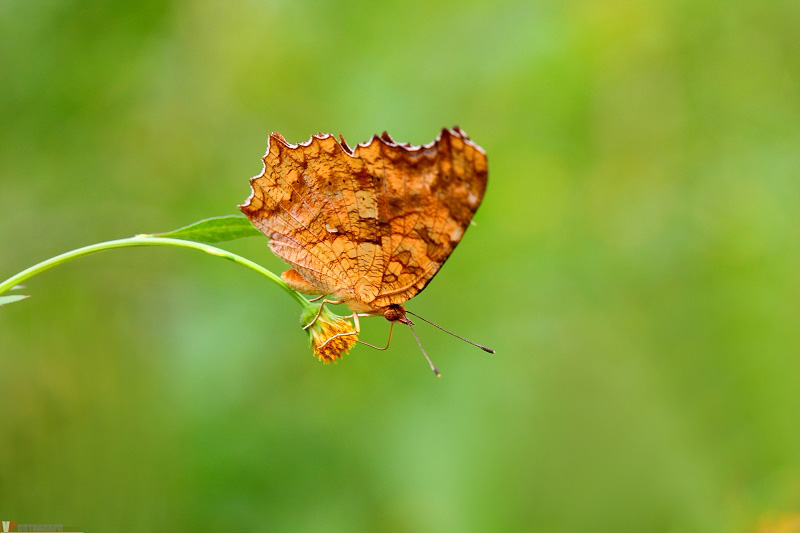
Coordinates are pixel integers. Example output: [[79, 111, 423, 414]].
[[2, 1, 800, 531]]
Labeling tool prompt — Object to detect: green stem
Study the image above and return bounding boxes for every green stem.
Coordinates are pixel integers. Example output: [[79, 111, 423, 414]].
[[0, 236, 311, 309]]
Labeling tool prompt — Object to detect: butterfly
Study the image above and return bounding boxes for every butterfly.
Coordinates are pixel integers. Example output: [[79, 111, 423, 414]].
[[240, 127, 491, 373]]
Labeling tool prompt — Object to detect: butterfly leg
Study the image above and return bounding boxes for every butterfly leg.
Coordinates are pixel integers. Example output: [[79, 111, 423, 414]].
[[316, 310, 360, 350], [302, 298, 344, 330], [318, 313, 397, 351], [356, 321, 395, 351]]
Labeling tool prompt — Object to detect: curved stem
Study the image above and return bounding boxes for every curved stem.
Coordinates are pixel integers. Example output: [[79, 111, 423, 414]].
[[0, 236, 311, 309]]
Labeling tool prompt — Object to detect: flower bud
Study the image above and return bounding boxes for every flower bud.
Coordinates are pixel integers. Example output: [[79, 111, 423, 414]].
[[301, 305, 357, 363]]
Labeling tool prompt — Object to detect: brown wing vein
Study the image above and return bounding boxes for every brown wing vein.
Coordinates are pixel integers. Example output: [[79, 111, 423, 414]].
[[377, 160, 425, 303], [260, 154, 347, 285], [265, 196, 342, 284]]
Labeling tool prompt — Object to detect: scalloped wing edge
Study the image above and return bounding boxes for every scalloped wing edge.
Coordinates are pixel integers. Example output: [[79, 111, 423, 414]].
[[239, 127, 485, 212]]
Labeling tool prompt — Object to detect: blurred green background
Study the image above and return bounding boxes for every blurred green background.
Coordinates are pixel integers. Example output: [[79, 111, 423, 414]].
[[2, 1, 800, 531]]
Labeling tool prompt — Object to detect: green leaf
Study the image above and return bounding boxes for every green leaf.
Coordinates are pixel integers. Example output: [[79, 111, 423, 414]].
[[0, 294, 29, 306], [145, 215, 262, 243]]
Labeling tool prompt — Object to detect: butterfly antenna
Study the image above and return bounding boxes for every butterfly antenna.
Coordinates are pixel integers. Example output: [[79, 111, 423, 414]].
[[405, 310, 495, 354], [407, 322, 441, 378]]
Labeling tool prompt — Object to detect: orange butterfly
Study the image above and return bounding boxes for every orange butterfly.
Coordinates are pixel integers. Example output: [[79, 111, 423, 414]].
[[241, 127, 492, 374]]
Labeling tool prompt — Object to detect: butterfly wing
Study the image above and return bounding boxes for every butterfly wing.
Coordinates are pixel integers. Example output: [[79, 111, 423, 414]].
[[240, 133, 384, 303], [356, 127, 488, 309], [240, 128, 488, 312]]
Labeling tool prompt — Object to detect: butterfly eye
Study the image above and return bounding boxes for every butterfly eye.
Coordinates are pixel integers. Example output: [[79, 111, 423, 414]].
[[382, 305, 406, 322]]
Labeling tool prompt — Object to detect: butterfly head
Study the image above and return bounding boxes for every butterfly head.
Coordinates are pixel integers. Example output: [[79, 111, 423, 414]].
[[383, 304, 414, 325]]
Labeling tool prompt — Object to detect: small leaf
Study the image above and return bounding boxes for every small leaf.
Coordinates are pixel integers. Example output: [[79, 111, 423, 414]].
[[0, 294, 30, 307], [146, 215, 262, 243], [11, 285, 25, 290]]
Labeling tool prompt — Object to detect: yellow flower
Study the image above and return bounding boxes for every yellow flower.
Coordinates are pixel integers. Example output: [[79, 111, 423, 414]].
[[301, 305, 358, 363]]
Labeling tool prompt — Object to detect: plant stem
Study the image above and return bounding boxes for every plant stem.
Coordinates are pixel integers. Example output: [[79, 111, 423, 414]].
[[0, 236, 311, 309]]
